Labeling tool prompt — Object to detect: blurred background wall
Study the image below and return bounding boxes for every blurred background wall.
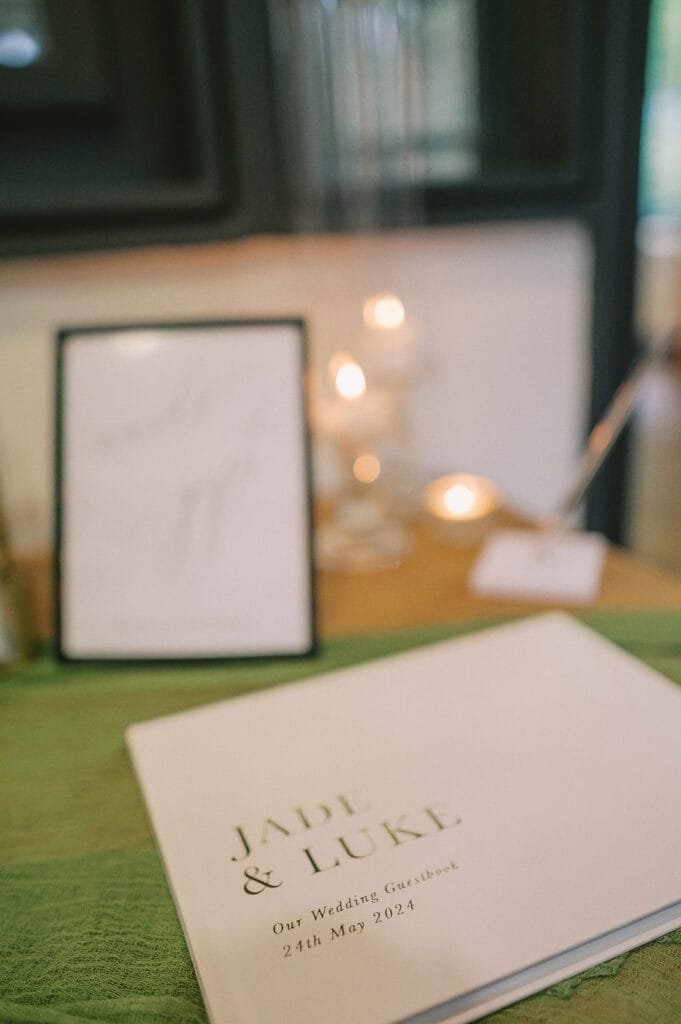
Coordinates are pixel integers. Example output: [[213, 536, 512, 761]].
[[0, 222, 589, 552]]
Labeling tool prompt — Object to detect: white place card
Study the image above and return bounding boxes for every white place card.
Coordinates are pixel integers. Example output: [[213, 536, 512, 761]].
[[127, 613, 681, 1024], [470, 528, 606, 604]]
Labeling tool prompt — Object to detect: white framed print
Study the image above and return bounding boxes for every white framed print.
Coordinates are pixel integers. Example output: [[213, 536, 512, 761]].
[[55, 320, 316, 661]]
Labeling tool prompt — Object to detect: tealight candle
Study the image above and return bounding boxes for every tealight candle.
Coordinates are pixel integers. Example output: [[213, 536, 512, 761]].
[[422, 473, 502, 545]]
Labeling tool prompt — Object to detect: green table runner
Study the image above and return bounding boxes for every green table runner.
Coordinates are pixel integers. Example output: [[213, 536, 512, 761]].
[[2, 612, 681, 1024]]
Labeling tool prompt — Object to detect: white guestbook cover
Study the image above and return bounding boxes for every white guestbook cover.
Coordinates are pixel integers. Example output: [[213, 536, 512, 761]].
[[126, 614, 681, 1024]]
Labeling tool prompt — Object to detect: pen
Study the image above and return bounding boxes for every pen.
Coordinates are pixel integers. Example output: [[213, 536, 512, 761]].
[[543, 325, 677, 533]]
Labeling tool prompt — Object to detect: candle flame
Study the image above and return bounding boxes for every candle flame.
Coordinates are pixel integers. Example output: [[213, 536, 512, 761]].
[[334, 358, 366, 400], [443, 483, 476, 517], [423, 473, 501, 523], [363, 293, 406, 330]]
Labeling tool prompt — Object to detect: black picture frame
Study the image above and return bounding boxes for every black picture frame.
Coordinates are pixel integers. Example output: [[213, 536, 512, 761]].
[[55, 319, 316, 662]]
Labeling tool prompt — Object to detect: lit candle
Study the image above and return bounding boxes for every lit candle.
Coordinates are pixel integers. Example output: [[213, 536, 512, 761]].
[[362, 292, 418, 383], [363, 293, 406, 331], [314, 352, 396, 440], [423, 473, 501, 545], [332, 354, 366, 400]]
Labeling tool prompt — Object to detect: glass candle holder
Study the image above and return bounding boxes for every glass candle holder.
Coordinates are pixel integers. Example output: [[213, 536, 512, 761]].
[[314, 353, 414, 571]]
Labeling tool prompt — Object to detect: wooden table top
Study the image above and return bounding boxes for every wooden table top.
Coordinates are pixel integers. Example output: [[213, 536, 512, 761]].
[[316, 513, 681, 639], [13, 511, 681, 647]]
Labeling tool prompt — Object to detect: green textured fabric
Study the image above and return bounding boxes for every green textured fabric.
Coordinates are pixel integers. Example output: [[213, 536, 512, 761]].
[[2, 611, 681, 1024]]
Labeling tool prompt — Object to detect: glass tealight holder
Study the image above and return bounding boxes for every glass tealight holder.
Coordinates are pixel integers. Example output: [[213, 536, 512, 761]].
[[313, 358, 414, 572]]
